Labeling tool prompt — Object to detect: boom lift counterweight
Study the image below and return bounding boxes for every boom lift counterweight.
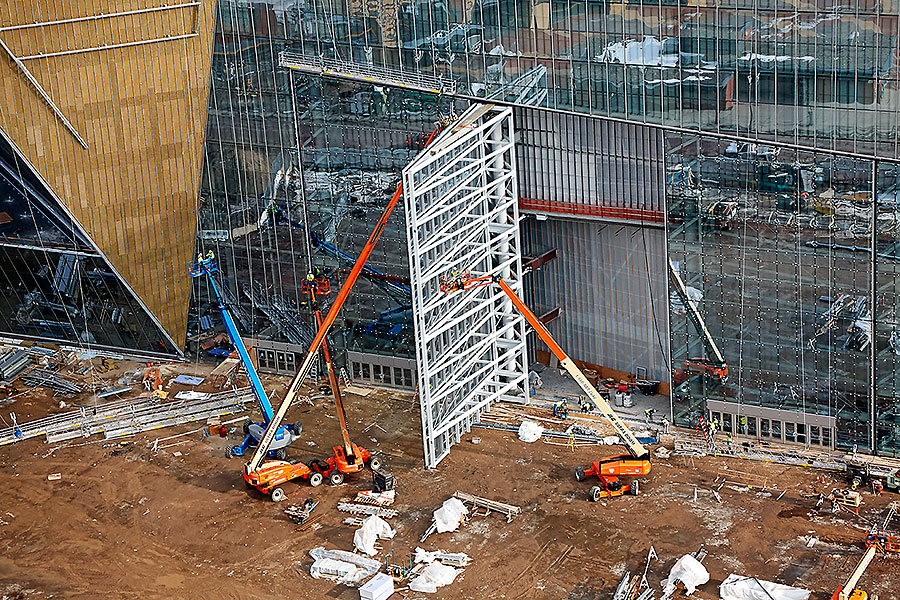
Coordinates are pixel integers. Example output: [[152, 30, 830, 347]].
[[439, 270, 651, 501]]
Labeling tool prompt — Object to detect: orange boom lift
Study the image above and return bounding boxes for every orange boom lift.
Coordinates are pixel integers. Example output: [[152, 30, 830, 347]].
[[243, 122, 445, 497], [440, 270, 651, 502]]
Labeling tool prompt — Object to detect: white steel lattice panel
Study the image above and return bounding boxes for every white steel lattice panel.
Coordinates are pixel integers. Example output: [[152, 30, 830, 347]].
[[404, 105, 529, 469]]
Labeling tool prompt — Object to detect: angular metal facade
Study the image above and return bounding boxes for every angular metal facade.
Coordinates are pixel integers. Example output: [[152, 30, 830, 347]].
[[0, 1, 217, 353]]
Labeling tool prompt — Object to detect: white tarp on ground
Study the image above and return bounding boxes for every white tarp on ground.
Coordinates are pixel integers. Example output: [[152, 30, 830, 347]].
[[517, 420, 544, 442], [433, 497, 469, 534], [408, 562, 460, 593], [662, 554, 710, 596], [307, 547, 381, 585], [720, 575, 810, 600], [353, 515, 396, 556]]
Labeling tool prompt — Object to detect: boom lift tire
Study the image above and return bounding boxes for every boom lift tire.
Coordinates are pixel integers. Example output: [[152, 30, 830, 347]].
[[309, 472, 324, 487], [271, 488, 285, 502], [629, 480, 640, 496], [370, 457, 382, 471], [329, 471, 345, 486], [589, 486, 602, 502], [575, 466, 586, 482]]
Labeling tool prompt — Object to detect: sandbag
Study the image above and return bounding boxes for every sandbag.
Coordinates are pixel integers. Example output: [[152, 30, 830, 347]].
[[518, 420, 544, 442]]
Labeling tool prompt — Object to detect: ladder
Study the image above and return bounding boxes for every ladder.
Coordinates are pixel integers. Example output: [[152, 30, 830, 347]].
[[695, 413, 712, 447]]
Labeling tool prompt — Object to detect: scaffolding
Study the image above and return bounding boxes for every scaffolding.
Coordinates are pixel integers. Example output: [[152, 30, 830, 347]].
[[404, 105, 528, 468], [278, 51, 456, 95], [0, 388, 252, 445]]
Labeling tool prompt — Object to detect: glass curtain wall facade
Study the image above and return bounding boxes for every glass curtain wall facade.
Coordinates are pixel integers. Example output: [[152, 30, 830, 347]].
[[667, 135, 900, 455], [286, 0, 900, 158], [195, 1, 462, 366], [196, 1, 900, 455]]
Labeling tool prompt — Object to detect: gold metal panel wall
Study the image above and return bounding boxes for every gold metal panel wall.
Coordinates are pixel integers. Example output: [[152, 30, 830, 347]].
[[0, 0, 217, 349]]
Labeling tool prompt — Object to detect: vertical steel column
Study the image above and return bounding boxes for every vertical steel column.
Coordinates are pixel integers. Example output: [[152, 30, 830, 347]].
[[870, 159, 878, 454]]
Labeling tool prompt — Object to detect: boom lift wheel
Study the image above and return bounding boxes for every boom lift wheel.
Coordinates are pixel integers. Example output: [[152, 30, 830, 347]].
[[589, 486, 602, 502], [629, 480, 640, 496], [329, 471, 345, 486], [369, 457, 382, 471], [274, 448, 287, 461], [575, 466, 586, 482], [271, 488, 286, 502], [309, 472, 324, 487], [243, 420, 251, 435]]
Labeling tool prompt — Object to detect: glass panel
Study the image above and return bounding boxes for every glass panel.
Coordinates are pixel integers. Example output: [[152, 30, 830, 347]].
[[723, 413, 733, 433], [668, 134, 873, 452], [362, 363, 370, 379], [403, 368, 413, 387], [811, 425, 821, 445], [772, 420, 782, 439], [785, 422, 796, 443], [353, 362, 362, 379], [747, 417, 757, 437], [761, 419, 770, 437], [797, 423, 806, 445]]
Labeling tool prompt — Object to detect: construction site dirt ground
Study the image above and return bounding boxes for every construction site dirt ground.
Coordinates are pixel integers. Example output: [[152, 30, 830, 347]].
[[1, 368, 898, 600]]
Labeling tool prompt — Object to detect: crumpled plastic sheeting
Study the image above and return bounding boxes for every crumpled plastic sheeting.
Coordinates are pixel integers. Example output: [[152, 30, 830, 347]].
[[661, 554, 710, 596], [719, 574, 810, 600], [518, 420, 544, 442], [353, 515, 396, 556], [433, 497, 468, 534], [307, 547, 381, 585], [408, 562, 460, 593], [414, 546, 471, 566]]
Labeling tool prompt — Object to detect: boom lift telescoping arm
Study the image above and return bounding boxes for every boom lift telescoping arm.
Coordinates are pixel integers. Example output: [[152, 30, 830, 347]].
[[439, 271, 648, 459], [190, 255, 300, 456], [309, 287, 354, 462], [831, 544, 878, 600], [667, 259, 728, 382], [245, 122, 446, 477]]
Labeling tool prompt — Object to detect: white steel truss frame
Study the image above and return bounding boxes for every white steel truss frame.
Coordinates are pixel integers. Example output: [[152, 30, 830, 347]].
[[404, 105, 528, 469]]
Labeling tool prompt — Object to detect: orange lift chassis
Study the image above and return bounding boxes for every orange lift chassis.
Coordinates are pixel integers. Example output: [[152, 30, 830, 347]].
[[244, 122, 446, 489], [243, 281, 378, 500], [440, 269, 651, 502]]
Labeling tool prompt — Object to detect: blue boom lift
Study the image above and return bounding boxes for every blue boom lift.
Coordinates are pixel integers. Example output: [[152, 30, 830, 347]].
[[190, 253, 302, 459]]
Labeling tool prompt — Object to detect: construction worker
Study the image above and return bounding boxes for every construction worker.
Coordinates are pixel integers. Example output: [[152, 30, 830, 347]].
[[710, 417, 719, 436], [579, 396, 593, 413], [739, 415, 747, 435], [661, 416, 670, 434], [552, 400, 568, 420], [644, 408, 656, 425]]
